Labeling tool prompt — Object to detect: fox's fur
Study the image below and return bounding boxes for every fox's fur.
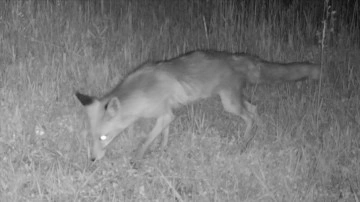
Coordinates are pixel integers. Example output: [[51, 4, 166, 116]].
[[76, 50, 320, 166]]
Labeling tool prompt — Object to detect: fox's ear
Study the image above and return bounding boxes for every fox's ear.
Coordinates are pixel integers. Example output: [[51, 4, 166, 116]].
[[75, 92, 95, 106], [106, 97, 121, 117]]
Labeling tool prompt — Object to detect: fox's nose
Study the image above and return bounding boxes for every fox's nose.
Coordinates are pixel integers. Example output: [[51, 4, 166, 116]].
[[91, 147, 106, 161], [91, 142, 106, 161]]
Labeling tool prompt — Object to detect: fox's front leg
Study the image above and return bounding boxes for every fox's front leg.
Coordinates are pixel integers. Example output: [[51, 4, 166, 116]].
[[160, 125, 170, 150], [241, 101, 262, 150], [131, 113, 174, 168]]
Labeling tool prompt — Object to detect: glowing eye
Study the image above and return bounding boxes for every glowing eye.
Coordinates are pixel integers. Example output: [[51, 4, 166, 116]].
[[100, 135, 107, 141]]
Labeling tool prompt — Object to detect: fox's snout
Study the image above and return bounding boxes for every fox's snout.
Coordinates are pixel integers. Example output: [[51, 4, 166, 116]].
[[90, 149, 105, 161], [90, 141, 106, 161]]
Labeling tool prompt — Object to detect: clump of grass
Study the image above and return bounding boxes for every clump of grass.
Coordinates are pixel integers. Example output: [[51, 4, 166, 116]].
[[0, 0, 359, 201]]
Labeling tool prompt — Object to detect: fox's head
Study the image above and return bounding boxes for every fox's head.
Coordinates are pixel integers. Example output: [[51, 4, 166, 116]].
[[75, 92, 132, 161]]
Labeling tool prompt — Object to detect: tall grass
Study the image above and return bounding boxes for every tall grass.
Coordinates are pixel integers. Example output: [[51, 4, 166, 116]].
[[0, 0, 359, 201]]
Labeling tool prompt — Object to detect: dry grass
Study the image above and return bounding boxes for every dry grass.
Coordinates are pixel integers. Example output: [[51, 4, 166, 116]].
[[0, 0, 359, 201]]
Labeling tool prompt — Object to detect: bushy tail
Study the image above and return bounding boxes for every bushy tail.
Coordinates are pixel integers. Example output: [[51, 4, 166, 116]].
[[237, 58, 321, 84]]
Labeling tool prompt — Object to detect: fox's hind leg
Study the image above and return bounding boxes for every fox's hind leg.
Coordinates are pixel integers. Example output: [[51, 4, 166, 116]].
[[219, 88, 258, 146]]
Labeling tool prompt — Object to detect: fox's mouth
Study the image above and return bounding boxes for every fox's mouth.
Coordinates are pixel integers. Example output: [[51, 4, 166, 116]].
[[90, 134, 117, 161]]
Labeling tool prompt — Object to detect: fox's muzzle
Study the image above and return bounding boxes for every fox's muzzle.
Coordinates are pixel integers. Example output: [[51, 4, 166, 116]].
[[91, 141, 106, 161]]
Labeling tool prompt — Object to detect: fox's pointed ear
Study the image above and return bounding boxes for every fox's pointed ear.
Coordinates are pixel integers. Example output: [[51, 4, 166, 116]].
[[75, 92, 95, 106], [106, 97, 121, 117]]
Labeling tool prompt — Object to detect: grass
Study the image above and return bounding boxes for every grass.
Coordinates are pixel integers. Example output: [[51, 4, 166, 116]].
[[0, 0, 359, 201]]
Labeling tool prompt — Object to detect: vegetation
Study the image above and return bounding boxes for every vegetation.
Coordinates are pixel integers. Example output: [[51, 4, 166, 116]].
[[0, 0, 359, 201]]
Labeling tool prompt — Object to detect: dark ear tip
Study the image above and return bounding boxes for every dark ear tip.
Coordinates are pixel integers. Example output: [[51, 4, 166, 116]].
[[75, 92, 94, 106]]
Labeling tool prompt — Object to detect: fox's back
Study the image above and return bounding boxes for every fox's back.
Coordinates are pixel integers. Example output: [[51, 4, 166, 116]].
[[158, 51, 242, 99]]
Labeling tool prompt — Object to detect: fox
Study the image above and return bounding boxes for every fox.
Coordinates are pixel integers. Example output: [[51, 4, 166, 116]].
[[75, 50, 321, 166]]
